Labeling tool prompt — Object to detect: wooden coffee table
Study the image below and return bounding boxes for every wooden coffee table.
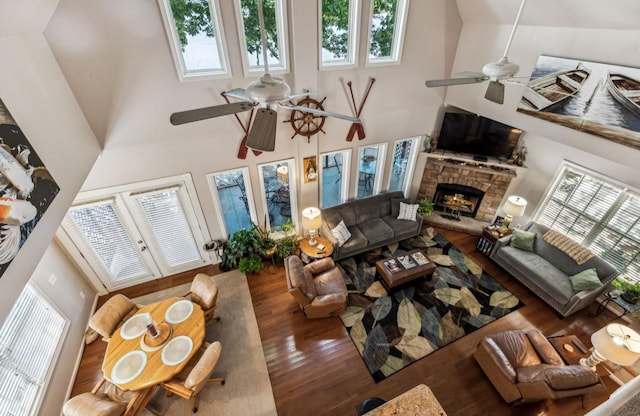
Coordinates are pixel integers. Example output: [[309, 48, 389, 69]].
[[375, 249, 436, 290]]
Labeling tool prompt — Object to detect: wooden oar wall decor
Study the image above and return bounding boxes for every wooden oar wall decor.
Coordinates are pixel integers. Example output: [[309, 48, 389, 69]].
[[341, 77, 376, 141], [221, 91, 261, 159]]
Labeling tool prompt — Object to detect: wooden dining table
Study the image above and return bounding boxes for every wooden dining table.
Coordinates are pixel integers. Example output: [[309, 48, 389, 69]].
[[102, 297, 206, 392]]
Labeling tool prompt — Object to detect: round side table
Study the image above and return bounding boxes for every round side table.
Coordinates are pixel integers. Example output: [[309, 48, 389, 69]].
[[299, 236, 334, 262]]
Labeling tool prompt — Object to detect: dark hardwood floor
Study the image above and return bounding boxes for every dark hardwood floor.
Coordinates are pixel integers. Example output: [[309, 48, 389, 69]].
[[71, 228, 630, 415]]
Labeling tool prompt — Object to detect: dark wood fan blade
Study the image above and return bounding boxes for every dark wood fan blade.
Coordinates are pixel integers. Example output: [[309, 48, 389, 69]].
[[246, 108, 277, 152], [170, 102, 254, 125], [484, 81, 505, 104]]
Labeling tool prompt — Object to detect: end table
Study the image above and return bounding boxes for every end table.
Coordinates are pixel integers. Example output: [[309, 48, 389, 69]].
[[477, 227, 512, 256], [299, 236, 334, 263]]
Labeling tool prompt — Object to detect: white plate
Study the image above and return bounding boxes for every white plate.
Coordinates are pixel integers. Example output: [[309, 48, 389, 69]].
[[120, 313, 151, 340], [111, 350, 147, 384], [165, 300, 194, 324], [161, 336, 193, 366]]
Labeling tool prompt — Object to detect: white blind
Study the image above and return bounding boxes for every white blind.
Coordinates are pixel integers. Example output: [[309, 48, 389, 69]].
[[133, 188, 201, 268], [536, 164, 640, 283], [68, 200, 147, 283], [0, 284, 67, 416]]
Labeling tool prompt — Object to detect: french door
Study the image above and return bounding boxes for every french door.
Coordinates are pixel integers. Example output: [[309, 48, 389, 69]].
[[59, 175, 211, 292]]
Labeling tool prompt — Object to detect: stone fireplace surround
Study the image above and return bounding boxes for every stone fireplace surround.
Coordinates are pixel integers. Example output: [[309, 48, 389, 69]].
[[418, 154, 525, 234]]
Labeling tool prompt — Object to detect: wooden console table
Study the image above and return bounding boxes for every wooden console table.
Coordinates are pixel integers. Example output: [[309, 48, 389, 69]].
[[363, 384, 447, 415]]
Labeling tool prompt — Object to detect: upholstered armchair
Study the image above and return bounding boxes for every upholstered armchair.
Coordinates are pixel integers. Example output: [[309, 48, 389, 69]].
[[89, 294, 138, 341], [284, 255, 348, 319], [183, 273, 220, 325], [474, 329, 605, 404], [63, 377, 153, 416], [157, 341, 225, 413]]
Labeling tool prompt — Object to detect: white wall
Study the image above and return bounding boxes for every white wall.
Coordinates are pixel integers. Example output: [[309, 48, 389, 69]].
[[0, 33, 101, 413], [444, 24, 640, 225]]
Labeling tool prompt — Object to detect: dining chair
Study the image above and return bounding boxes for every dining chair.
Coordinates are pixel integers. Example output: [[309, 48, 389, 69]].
[[89, 294, 138, 341], [63, 377, 154, 416], [183, 273, 220, 324], [158, 341, 225, 413]]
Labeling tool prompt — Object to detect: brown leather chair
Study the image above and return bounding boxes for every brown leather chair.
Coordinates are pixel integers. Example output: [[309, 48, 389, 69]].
[[183, 273, 220, 325], [63, 377, 153, 416], [157, 341, 225, 413], [284, 255, 348, 319], [89, 294, 138, 341], [474, 329, 605, 404]]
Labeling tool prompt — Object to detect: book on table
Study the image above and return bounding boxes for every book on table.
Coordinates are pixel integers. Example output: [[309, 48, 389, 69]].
[[411, 251, 429, 265], [384, 259, 402, 273], [397, 255, 417, 269]]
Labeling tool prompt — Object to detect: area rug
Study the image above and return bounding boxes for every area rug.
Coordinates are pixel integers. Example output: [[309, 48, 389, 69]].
[[337, 228, 523, 382], [132, 270, 278, 416]]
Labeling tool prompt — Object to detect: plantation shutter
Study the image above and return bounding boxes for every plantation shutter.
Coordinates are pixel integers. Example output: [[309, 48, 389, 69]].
[[0, 284, 67, 416]]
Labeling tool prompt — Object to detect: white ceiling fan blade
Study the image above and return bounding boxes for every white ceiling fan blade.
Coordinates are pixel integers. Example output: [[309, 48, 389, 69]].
[[426, 76, 488, 87], [484, 81, 505, 104], [288, 91, 321, 100], [224, 88, 251, 102], [246, 108, 277, 152], [170, 102, 254, 125], [279, 103, 360, 123]]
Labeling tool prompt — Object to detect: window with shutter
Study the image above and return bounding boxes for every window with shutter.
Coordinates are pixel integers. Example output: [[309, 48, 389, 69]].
[[535, 162, 640, 284]]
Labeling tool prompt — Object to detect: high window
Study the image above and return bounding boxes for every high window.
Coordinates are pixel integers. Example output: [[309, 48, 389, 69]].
[[387, 136, 420, 195], [0, 284, 68, 415], [319, 0, 360, 69], [207, 168, 257, 237], [366, 0, 410, 66], [357, 143, 386, 199], [320, 149, 352, 208], [257, 159, 298, 235], [159, 0, 230, 80], [534, 162, 640, 283], [234, 0, 289, 75]]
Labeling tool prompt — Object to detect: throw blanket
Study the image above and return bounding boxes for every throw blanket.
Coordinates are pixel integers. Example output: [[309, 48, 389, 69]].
[[543, 229, 595, 265]]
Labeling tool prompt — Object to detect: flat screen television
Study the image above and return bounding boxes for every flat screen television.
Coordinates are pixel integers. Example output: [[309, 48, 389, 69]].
[[436, 111, 523, 159]]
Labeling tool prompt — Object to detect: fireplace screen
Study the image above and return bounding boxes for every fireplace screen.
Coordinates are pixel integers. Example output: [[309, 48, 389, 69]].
[[433, 184, 484, 219]]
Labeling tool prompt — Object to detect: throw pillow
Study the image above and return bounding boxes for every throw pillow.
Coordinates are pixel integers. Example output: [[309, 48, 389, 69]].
[[391, 197, 409, 217], [569, 268, 602, 292], [397, 202, 419, 221], [331, 220, 351, 247], [510, 229, 536, 251]]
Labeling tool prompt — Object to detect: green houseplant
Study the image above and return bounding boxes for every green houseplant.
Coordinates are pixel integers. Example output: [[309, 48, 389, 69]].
[[253, 216, 277, 258], [417, 197, 434, 216], [611, 276, 640, 304], [220, 228, 261, 271], [238, 253, 264, 274]]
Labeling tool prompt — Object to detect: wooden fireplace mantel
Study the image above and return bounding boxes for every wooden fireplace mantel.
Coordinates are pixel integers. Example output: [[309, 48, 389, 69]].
[[426, 153, 525, 181]]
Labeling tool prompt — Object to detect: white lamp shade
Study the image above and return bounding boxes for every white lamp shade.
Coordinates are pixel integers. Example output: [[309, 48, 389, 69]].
[[592, 324, 640, 366], [503, 195, 527, 217], [302, 207, 322, 230]]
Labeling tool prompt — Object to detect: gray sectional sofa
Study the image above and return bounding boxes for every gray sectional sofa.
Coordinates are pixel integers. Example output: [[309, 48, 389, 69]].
[[319, 191, 423, 260], [490, 222, 618, 317]]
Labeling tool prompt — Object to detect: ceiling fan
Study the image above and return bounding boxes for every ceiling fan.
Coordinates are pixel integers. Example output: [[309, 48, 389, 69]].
[[170, 0, 359, 152], [425, 0, 527, 104]]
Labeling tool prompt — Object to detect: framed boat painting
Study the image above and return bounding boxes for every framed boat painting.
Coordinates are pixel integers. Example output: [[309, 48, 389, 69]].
[[0, 98, 60, 279], [517, 55, 640, 150]]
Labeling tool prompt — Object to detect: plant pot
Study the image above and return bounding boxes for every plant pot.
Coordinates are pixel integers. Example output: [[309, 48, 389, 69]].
[[620, 291, 640, 304]]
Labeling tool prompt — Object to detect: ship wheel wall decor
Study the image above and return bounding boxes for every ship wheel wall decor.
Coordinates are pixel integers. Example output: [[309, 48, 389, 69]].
[[286, 96, 327, 140]]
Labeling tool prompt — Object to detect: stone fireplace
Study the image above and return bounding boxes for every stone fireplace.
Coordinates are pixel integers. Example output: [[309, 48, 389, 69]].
[[433, 183, 484, 218], [418, 155, 521, 224]]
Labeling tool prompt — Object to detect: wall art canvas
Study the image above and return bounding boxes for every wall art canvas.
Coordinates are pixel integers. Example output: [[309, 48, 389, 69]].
[[517, 55, 640, 150], [0, 98, 60, 278]]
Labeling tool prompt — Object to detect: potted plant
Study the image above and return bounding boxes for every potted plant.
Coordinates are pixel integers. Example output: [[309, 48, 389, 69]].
[[417, 197, 434, 217], [276, 235, 299, 260], [238, 253, 264, 274], [253, 216, 277, 259], [611, 276, 640, 304], [219, 228, 261, 271]]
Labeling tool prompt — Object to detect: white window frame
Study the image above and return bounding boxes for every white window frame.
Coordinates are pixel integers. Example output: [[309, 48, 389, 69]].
[[234, 0, 290, 76], [533, 161, 640, 283], [256, 158, 298, 237], [206, 167, 258, 237], [158, 0, 231, 81], [318, 0, 360, 70], [0, 283, 69, 416], [365, 0, 410, 67], [386, 136, 420, 196], [319, 149, 352, 208]]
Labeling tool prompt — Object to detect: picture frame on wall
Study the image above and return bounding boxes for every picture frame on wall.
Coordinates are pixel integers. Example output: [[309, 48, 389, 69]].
[[303, 156, 317, 183], [518, 55, 640, 151]]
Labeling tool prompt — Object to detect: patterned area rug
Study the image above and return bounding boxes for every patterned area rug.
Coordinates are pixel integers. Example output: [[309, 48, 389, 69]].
[[337, 228, 523, 382]]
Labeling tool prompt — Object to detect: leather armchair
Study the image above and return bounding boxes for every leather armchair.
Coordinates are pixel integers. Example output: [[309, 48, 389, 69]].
[[183, 273, 220, 324], [89, 294, 138, 341], [284, 255, 347, 319], [474, 329, 605, 404]]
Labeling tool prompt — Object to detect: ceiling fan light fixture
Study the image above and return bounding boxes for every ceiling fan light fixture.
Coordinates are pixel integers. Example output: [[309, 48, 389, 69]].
[[246, 75, 291, 104], [482, 57, 520, 80]]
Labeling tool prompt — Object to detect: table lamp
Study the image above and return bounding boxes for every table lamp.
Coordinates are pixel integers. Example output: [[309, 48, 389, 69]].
[[302, 207, 322, 246], [579, 324, 640, 370], [502, 195, 527, 228]]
